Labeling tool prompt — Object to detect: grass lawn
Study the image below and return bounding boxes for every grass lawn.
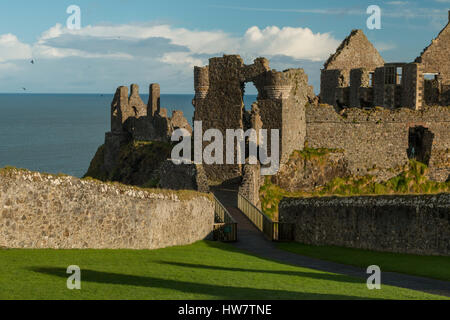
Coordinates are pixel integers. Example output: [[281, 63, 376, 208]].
[[0, 241, 447, 300], [277, 243, 450, 282]]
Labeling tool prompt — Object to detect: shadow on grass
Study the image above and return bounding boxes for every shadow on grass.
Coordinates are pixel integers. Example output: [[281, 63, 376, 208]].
[[30, 267, 375, 300], [156, 261, 364, 284]]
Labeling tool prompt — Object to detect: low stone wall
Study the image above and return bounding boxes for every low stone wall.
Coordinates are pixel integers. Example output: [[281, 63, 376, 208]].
[[0, 169, 214, 249], [279, 194, 450, 256]]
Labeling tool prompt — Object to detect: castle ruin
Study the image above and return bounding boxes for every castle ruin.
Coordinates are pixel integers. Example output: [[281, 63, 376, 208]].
[[97, 13, 449, 199], [192, 55, 316, 182], [321, 13, 450, 110], [104, 83, 192, 172]]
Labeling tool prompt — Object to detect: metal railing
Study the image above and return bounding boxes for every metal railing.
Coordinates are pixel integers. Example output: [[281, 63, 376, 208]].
[[213, 196, 238, 242], [238, 193, 294, 242]]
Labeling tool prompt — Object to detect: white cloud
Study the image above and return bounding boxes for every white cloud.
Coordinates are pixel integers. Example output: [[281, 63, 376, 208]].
[[159, 52, 204, 69], [0, 34, 32, 63], [32, 23, 339, 64], [242, 26, 339, 61], [0, 23, 341, 92]]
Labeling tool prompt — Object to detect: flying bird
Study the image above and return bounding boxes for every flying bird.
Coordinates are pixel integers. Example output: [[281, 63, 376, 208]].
[[22, 87, 27, 91]]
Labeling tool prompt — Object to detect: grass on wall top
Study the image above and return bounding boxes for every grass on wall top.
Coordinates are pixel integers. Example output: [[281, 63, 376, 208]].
[[260, 159, 450, 220]]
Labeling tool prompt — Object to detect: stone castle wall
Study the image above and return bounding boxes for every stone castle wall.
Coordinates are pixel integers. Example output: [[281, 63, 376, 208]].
[[320, 29, 385, 106], [0, 169, 214, 249], [193, 55, 315, 183], [416, 15, 450, 85], [305, 105, 450, 181], [105, 83, 191, 176], [279, 194, 450, 256]]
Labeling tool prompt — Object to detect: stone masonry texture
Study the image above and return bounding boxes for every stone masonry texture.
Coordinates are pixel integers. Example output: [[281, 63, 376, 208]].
[[305, 105, 450, 182], [321, 17, 449, 109], [0, 169, 214, 249], [193, 55, 315, 183], [279, 194, 450, 256]]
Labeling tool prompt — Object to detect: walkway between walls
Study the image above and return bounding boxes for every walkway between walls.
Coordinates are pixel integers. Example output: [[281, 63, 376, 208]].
[[212, 186, 450, 298]]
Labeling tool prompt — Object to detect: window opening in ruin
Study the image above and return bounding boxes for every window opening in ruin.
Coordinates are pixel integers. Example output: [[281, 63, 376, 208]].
[[242, 82, 258, 112], [408, 126, 434, 165], [396, 67, 402, 85], [369, 72, 374, 87], [424, 73, 438, 80]]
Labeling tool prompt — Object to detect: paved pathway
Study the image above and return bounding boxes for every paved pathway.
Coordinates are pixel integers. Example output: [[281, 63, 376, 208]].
[[213, 187, 450, 298]]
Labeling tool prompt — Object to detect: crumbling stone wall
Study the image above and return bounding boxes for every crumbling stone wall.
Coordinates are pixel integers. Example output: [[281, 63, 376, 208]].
[[104, 83, 192, 175], [415, 13, 450, 85], [193, 55, 270, 182], [401, 63, 424, 110], [306, 104, 450, 181], [0, 169, 214, 249], [239, 163, 263, 209], [279, 194, 450, 256], [193, 55, 315, 183], [320, 29, 385, 106], [350, 68, 373, 108], [322, 17, 449, 110]]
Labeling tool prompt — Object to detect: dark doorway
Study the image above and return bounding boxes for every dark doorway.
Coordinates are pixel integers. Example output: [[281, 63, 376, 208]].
[[408, 126, 434, 165]]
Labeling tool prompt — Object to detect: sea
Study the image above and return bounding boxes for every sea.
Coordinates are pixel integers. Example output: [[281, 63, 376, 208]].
[[0, 94, 257, 178]]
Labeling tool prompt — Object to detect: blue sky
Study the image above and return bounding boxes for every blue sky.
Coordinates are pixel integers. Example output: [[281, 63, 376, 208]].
[[0, 0, 448, 93]]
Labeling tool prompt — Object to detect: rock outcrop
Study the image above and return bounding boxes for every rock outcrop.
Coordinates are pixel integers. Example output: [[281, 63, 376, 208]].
[[272, 149, 350, 192]]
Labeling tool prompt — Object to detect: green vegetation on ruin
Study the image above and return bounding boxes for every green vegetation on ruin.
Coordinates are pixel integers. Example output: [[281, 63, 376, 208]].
[[84, 140, 172, 188], [277, 243, 450, 282], [260, 159, 450, 220], [0, 241, 446, 300]]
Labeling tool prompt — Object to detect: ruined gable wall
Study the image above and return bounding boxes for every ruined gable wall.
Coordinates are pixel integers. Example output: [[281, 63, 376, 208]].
[[416, 20, 450, 84], [323, 30, 385, 72], [321, 30, 384, 106], [305, 105, 450, 181]]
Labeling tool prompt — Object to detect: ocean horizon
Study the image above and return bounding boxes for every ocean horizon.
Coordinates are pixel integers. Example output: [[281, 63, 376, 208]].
[[0, 93, 257, 178]]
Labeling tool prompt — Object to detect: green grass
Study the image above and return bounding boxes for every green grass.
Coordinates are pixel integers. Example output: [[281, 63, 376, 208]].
[[277, 243, 450, 282], [0, 242, 447, 300]]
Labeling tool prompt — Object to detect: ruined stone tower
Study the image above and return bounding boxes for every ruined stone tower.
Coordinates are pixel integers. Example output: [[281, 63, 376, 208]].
[[105, 83, 191, 172], [193, 55, 315, 183]]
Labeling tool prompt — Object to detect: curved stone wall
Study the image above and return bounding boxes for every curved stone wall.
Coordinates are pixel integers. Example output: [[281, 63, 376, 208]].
[[0, 169, 214, 249]]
